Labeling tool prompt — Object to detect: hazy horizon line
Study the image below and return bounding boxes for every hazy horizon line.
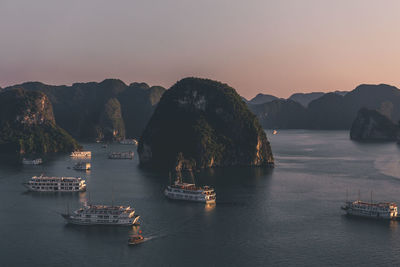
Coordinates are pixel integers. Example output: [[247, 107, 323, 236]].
[[2, 77, 398, 100]]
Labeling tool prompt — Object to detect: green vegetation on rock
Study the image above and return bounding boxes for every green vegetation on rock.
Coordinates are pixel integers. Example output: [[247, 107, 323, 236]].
[[0, 88, 81, 155], [138, 77, 274, 171], [99, 98, 125, 141], [5, 79, 166, 141]]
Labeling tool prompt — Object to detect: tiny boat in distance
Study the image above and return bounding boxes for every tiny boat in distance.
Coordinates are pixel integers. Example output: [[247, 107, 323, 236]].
[[22, 158, 43, 165], [61, 204, 140, 225], [70, 151, 91, 158], [341, 200, 398, 220], [23, 175, 86, 192], [164, 178, 216, 203], [120, 139, 138, 145], [128, 234, 145, 246], [73, 162, 91, 171], [108, 151, 134, 159]]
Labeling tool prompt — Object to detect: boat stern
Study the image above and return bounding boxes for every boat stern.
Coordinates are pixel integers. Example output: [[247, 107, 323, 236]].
[[132, 215, 140, 225]]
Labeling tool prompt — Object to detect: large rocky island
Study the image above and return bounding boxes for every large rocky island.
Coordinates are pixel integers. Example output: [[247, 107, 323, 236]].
[[4, 79, 165, 142], [138, 77, 274, 171], [350, 108, 400, 142], [0, 88, 80, 155]]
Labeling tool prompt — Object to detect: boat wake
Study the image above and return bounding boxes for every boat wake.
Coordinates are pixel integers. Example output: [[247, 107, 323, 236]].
[[143, 234, 166, 242], [374, 155, 400, 179]]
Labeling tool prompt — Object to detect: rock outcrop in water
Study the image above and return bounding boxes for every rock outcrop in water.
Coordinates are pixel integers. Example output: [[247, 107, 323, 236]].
[[350, 108, 400, 142], [138, 77, 274, 171], [0, 88, 81, 155]]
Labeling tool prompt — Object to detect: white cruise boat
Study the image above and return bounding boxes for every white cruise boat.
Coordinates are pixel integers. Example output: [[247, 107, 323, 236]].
[[164, 180, 216, 203], [341, 200, 398, 220], [73, 162, 91, 171], [23, 175, 86, 192], [120, 139, 138, 145], [61, 204, 140, 225], [22, 158, 43, 165], [70, 151, 91, 158], [108, 151, 134, 159]]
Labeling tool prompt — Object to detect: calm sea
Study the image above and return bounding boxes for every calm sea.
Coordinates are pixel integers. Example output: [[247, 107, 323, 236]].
[[2, 130, 400, 266]]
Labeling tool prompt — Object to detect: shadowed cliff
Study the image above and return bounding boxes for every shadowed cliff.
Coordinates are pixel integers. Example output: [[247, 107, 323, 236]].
[[138, 77, 274, 171]]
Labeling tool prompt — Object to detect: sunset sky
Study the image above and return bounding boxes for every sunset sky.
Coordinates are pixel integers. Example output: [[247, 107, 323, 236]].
[[1, 0, 400, 98]]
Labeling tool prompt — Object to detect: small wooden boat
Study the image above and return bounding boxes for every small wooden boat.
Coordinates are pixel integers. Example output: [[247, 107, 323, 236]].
[[128, 234, 145, 246]]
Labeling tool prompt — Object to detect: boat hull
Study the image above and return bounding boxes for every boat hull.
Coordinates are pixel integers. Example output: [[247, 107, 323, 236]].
[[23, 183, 86, 192], [343, 210, 394, 220], [164, 190, 216, 203], [61, 214, 140, 226]]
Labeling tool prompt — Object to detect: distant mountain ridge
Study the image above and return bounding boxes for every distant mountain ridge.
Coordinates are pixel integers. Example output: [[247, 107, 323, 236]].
[[248, 93, 280, 105], [249, 84, 400, 130], [246, 91, 348, 107], [288, 92, 325, 107], [4, 79, 166, 141]]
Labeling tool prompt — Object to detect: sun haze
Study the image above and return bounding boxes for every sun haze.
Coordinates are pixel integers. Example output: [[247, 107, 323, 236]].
[[1, 0, 400, 98]]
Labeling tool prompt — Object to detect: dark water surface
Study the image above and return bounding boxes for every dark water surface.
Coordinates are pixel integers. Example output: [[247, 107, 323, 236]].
[[2, 130, 400, 266]]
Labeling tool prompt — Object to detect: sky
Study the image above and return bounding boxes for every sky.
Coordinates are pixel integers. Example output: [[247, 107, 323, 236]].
[[1, 0, 400, 99]]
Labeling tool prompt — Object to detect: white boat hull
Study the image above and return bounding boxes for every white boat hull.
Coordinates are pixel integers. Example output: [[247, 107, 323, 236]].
[[62, 214, 140, 225], [344, 209, 393, 220], [23, 183, 86, 192], [164, 190, 216, 203]]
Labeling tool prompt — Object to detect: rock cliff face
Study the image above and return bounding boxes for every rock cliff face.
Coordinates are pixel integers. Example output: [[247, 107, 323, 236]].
[[249, 84, 400, 130], [98, 98, 125, 141], [5, 79, 166, 141], [249, 99, 308, 129], [350, 108, 400, 142], [0, 88, 80, 155], [138, 77, 274, 171]]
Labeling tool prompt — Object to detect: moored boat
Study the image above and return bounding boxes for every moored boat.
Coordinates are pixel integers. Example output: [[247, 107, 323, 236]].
[[164, 175, 216, 203], [73, 162, 91, 171], [61, 204, 140, 225], [70, 151, 91, 158], [341, 200, 398, 220], [22, 158, 43, 165], [120, 139, 138, 145], [23, 175, 86, 192], [108, 151, 134, 159]]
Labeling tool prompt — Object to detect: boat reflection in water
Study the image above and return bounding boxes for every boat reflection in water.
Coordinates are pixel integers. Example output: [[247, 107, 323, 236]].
[[205, 203, 216, 212]]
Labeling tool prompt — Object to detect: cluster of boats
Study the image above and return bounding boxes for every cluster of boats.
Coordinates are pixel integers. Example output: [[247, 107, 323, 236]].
[[22, 146, 217, 246]]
